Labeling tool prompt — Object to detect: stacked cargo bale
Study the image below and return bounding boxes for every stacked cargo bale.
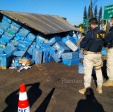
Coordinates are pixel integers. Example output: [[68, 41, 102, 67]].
[[0, 15, 81, 69], [0, 16, 14, 69]]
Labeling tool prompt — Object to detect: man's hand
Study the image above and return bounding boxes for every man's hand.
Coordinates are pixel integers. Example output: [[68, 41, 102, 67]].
[[77, 36, 85, 47], [81, 36, 85, 39]]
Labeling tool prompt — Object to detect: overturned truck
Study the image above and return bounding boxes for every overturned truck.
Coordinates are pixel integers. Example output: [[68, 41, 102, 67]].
[[0, 10, 81, 70]]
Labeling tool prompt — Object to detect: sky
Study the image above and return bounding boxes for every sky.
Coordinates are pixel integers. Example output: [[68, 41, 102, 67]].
[[0, 0, 113, 25]]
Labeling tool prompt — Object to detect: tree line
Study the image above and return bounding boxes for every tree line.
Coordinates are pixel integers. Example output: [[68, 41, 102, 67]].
[[83, 5, 102, 24]]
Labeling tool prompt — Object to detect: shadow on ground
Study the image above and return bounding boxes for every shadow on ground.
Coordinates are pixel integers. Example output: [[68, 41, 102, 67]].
[[75, 88, 105, 112], [35, 88, 55, 112], [3, 82, 55, 112]]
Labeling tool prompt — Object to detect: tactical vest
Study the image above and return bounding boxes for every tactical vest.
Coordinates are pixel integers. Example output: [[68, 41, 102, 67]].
[[84, 30, 106, 52]]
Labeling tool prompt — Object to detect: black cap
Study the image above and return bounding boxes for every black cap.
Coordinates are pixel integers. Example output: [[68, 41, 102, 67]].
[[89, 18, 98, 25]]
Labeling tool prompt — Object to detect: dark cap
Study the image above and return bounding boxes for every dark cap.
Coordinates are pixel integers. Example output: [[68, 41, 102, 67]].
[[89, 18, 98, 25]]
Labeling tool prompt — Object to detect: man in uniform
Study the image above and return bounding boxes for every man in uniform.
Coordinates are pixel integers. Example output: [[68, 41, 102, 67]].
[[79, 18, 106, 94], [103, 17, 113, 87]]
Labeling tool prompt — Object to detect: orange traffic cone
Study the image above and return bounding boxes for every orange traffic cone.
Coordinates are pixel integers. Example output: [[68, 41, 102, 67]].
[[18, 83, 30, 112]]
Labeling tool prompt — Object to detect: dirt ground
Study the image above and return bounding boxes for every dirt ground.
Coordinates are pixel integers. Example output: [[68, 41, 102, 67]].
[[0, 62, 113, 112]]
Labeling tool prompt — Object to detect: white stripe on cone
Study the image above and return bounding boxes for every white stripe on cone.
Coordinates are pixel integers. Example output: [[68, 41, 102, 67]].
[[19, 92, 28, 101], [18, 107, 30, 112]]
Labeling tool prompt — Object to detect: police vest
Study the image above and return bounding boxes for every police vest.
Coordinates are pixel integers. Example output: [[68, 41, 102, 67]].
[[84, 30, 106, 52]]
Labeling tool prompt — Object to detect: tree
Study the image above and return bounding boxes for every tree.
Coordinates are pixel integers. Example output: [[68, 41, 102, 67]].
[[94, 5, 97, 18], [79, 23, 83, 28], [62, 17, 67, 20], [88, 6, 90, 18], [98, 6, 102, 24], [74, 25, 79, 28], [74, 24, 83, 28], [92, 9, 93, 18], [83, 6, 87, 20], [90, 0, 93, 18]]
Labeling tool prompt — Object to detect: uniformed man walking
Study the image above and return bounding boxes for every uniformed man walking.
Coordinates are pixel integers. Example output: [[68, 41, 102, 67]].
[[103, 17, 113, 87], [79, 18, 106, 94]]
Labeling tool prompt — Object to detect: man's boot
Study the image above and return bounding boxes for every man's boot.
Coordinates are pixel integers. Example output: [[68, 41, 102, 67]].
[[103, 79, 113, 87], [96, 86, 102, 94]]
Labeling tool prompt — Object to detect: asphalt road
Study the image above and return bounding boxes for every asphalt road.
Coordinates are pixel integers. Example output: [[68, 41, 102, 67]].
[[0, 62, 113, 112]]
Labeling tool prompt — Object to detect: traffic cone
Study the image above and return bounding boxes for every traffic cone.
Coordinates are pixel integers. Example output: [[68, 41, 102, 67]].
[[18, 83, 30, 112]]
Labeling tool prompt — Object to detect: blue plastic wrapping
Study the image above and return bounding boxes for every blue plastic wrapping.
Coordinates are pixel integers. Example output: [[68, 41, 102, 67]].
[[53, 42, 62, 51], [3, 16, 12, 23], [32, 49, 43, 64], [1, 35, 11, 43], [69, 37, 76, 44], [11, 40, 19, 46], [53, 41, 70, 51], [4, 32, 14, 38], [27, 44, 35, 55], [3, 43, 16, 55], [11, 60, 21, 68], [36, 40, 43, 47], [0, 52, 4, 57], [62, 58, 80, 66], [36, 34, 45, 45], [102, 48, 107, 56], [27, 33, 36, 39], [49, 47, 56, 56], [10, 24, 20, 32], [40, 43, 51, 52], [77, 34, 82, 40], [65, 40, 78, 52], [19, 26, 30, 36], [0, 38, 6, 45], [35, 43, 40, 49], [7, 28, 17, 35], [27, 48, 33, 55], [0, 54, 13, 68], [62, 35, 76, 44], [0, 48, 3, 54], [62, 35, 70, 42], [25, 33, 36, 43], [17, 44, 27, 51], [48, 56, 54, 62], [79, 50, 84, 59], [1, 32, 14, 44], [68, 31, 73, 37], [73, 36, 78, 43], [0, 28, 4, 36], [2, 19, 10, 28], [78, 63, 84, 74], [62, 52, 79, 60], [43, 50, 49, 63], [56, 48, 64, 58], [51, 53, 61, 63], [25, 38, 34, 44], [0, 23, 8, 31], [15, 33, 25, 41], [18, 41, 30, 47], [26, 52, 32, 59], [13, 51, 25, 56], [12, 21, 21, 28], [47, 35, 61, 45]]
